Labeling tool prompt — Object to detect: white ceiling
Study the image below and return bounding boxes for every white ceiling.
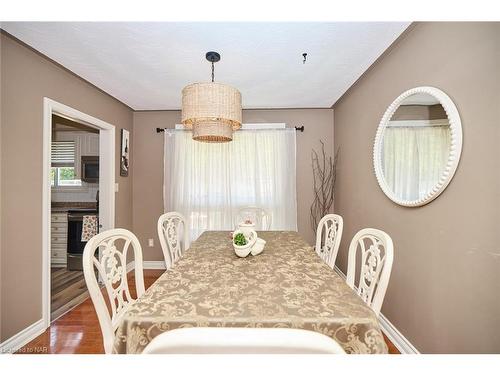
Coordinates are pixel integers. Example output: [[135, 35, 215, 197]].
[[1, 22, 410, 110]]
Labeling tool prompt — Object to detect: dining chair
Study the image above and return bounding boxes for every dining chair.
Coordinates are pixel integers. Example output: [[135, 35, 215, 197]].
[[157, 212, 190, 269], [142, 327, 346, 354], [236, 206, 272, 230], [82, 228, 145, 354], [315, 214, 343, 268], [346, 228, 394, 316]]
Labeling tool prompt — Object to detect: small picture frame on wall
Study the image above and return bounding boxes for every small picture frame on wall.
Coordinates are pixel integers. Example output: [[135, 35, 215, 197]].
[[120, 129, 130, 177]]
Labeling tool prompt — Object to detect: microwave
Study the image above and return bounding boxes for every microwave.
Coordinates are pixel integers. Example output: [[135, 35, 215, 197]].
[[81, 156, 99, 183]]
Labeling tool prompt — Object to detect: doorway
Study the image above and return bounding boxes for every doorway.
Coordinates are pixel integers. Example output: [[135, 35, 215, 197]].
[[50, 115, 99, 320], [42, 98, 115, 328]]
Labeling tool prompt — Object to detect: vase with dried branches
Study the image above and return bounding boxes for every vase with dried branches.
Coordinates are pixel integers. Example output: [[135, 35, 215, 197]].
[[310, 141, 339, 233]]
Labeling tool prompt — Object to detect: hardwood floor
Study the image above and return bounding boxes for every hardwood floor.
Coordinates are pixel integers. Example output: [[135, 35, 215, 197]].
[[51, 267, 89, 321], [18, 270, 163, 354], [384, 333, 399, 354], [18, 269, 400, 354]]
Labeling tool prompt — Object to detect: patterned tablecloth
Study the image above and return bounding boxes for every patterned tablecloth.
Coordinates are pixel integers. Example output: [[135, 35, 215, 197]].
[[113, 231, 388, 354]]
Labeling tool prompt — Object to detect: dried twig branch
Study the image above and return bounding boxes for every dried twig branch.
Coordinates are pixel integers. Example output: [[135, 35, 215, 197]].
[[310, 141, 339, 233]]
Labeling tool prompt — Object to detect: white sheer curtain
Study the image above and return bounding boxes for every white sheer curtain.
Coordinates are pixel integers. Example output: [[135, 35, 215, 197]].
[[382, 125, 451, 201], [164, 128, 297, 240]]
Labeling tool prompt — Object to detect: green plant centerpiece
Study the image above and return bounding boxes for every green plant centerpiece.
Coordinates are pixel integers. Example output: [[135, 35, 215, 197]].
[[232, 229, 257, 258], [233, 232, 247, 246]]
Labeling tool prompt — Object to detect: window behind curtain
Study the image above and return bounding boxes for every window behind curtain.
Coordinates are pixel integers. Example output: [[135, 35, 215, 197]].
[[164, 126, 297, 240]]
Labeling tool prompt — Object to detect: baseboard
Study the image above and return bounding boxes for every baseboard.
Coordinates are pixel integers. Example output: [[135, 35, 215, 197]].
[[333, 265, 419, 354], [0, 319, 46, 354], [50, 263, 67, 268], [126, 260, 135, 272], [126, 260, 166, 271], [378, 311, 419, 354], [143, 261, 166, 269]]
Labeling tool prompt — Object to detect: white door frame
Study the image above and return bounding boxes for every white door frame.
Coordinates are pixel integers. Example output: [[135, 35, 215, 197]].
[[42, 98, 115, 328]]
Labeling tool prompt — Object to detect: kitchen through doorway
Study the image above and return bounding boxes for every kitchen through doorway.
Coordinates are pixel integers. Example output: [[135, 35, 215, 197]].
[[50, 115, 100, 320], [43, 98, 116, 327]]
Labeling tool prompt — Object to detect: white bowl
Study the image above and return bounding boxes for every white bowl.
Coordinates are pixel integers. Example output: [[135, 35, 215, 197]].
[[251, 238, 266, 256], [233, 230, 257, 258], [233, 244, 252, 258]]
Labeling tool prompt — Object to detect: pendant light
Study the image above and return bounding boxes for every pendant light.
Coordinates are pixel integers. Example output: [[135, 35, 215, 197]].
[[181, 51, 242, 142]]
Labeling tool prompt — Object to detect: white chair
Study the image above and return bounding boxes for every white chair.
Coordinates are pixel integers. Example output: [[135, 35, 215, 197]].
[[346, 228, 394, 316], [142, 327, 346, 354], [237, 206, 272, 230], [315, 214, 343, 268], [82, 228, 145, 354], [157, 212, 190, 269]]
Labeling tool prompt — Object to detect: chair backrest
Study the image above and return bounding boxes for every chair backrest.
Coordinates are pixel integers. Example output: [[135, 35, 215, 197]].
[[346, 228, 394, 316], [142, 327, 346, 354], [237, 206, 272, 230], [157, 212, 190, 269], [82, 228, 145, 354], [315, 214, 343, 268]]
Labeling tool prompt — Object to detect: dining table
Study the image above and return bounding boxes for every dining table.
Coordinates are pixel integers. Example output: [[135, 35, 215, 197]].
[[113, 231, 388, 354]]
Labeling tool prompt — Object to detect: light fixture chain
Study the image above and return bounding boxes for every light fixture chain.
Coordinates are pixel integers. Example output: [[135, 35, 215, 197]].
[[211, 61, 215, 82]]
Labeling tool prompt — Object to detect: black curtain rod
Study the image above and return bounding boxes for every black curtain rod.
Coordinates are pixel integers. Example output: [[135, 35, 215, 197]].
[[156, 126, 304, 133]]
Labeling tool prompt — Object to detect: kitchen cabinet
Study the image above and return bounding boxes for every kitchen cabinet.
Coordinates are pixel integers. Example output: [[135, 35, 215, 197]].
[[80, 133, 99, 156], [51, 212, 68, 266]]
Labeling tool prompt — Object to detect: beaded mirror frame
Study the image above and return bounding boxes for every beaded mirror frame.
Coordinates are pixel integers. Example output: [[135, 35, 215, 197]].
[[373, 86, 463, 207]]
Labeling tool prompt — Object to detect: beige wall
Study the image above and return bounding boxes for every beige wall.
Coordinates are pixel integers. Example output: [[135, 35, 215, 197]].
[[0, 33, 134, 341], [133, 108, 333, 261], [333, 22, 500, 353]]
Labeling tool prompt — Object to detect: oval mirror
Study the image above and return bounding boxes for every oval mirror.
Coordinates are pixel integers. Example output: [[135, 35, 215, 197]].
[[373, 87, 462, 206]]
